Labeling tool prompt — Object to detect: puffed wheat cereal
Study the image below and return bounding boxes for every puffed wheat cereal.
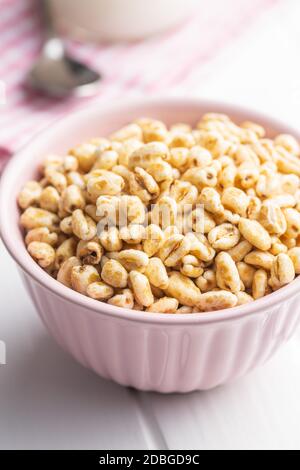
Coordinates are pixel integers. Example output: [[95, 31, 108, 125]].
[[18, 113, 300, 314]]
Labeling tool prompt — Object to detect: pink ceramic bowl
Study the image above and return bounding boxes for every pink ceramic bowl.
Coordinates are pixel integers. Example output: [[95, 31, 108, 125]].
[[1, 98, 300, 393]]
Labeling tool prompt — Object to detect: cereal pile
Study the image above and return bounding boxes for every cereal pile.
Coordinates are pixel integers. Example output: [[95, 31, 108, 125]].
[[18, 114, 300, 313]]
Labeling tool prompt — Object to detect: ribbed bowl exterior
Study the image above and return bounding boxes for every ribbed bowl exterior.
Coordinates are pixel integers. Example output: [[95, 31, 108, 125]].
[[21, 270, 300, 392]]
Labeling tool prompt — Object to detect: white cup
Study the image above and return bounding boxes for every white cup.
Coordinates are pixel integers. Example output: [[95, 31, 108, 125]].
[[49, 0, 200, 42]]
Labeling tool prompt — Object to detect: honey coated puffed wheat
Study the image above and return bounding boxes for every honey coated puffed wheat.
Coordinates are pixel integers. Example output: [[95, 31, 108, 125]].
[[18, 113, 300, 313]]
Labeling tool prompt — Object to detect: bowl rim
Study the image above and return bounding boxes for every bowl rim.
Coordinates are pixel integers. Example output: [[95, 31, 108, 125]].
[[1, 95, 300, 326]]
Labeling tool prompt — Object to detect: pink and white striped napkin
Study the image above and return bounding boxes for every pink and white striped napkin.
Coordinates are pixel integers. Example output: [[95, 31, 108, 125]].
[[0, 0, 278, 170]]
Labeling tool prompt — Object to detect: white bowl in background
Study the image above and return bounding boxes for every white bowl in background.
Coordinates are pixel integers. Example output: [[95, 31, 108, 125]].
[[49, 0, 200, 42]]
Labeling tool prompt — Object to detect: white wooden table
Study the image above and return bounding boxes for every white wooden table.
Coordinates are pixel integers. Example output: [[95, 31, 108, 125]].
[[1, 240, 300, 450], [1, 0, 300, 450]]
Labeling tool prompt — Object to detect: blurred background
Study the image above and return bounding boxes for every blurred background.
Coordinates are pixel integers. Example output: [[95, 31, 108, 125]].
[[1, 0, 300, 450], [1, 0, 299, 168]]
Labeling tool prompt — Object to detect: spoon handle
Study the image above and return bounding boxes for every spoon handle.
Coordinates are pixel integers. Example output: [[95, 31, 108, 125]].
[[41, 0, 57, 39]]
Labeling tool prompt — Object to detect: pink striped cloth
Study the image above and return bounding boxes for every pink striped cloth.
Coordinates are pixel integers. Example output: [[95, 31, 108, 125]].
[[0, 0, 278, 170]]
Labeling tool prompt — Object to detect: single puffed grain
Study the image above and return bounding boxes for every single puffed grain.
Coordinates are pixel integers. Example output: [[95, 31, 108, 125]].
[[145, 257, 169, 289], [25, 227, 58, 247], [197, 291, 237, 311], [164, 272, 201, 307], [215, 251, 241, 293], [129, 270, 154, 307], [27, 241, 55, 268], [101, 259, 128, 288], [71, 265, 100, 294], [146, 297, 179, 313], [86, 281, 114, 300], [238, 218, 271, 251], [57, 256, 82, 288], [18, 181, 42, 209]]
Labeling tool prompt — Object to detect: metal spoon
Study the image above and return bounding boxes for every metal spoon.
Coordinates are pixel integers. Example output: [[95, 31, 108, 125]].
[[27, 0, 101, 97]]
